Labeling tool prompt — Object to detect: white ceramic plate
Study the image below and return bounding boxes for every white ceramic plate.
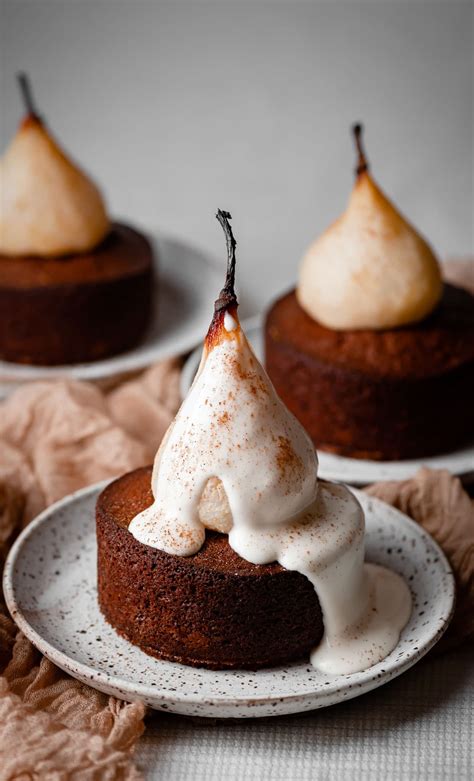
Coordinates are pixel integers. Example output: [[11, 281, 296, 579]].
[[0, 234, 222, 398], [3, 481, 454, 719], [181, 318, 474, 486]]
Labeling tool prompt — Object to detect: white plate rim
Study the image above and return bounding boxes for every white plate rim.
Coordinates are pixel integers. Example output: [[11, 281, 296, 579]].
[[180, 317, 474, 486], [2, 480, 455, 716]]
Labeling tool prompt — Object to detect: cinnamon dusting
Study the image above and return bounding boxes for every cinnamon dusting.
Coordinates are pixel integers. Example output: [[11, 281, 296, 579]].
[[276, 435, 304, 481]]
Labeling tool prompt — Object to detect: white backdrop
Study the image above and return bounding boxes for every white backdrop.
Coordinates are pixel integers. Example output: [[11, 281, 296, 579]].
[[1, 1, 472, 315]]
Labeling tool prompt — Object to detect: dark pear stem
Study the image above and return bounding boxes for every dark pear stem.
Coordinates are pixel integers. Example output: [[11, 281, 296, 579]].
[[352, 123, 369, 177], [215, 209, 238, 313], [17, 72, 41, 120]]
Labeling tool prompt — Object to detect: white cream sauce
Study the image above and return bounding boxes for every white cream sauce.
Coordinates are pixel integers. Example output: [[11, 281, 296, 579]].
[[230, 480, 411, 675]]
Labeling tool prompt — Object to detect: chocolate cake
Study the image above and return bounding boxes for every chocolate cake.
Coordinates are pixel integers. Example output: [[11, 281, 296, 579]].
[[265, 284, 474, 460], [97, 466, 324, 670], [0, 223, 154, 365]]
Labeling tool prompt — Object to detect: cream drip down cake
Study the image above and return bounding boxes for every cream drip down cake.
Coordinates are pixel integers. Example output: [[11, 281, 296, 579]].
[[265, 125, 474, 460], [97, 211, 411, 673], [0, 73, 154, 366]]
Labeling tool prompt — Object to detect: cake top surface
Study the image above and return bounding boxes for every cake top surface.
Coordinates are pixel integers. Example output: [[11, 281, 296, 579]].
[[297, 124, 442, 331], [0, 223, 151, 288], [99, 466, 286, 576], [269, 284, 474, 379], [0, 74, 110, 258]]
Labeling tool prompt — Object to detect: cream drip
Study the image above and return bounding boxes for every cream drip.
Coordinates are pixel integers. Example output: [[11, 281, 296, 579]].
[[230, 481, 411, 675], [129, 323, 319, 552], [129, 316, 412, 675]]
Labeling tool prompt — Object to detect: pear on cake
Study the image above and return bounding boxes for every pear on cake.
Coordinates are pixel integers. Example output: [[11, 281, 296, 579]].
[[265, 124, 474, 460], [0, 74, 155, 366]]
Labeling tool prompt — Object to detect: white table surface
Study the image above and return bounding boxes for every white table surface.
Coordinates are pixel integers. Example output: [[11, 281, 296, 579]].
[[135, 645, 473, 780]]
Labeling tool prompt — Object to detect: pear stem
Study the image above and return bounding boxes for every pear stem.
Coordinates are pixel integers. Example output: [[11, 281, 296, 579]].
[[215, 209, 238, 313], [352, 123, 369, 176], [17, 72, 40, 120]]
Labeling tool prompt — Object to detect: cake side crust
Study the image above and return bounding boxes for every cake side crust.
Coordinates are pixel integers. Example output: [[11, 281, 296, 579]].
[[97, 467, 324, 670], [265, 286, 474, 460], [0, 222, 155, 365]]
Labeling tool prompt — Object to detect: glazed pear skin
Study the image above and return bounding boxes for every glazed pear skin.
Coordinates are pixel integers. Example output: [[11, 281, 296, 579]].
[[0, 115, 110, 257], [298, 173, 442, 330], [297, 126, 442, 331]]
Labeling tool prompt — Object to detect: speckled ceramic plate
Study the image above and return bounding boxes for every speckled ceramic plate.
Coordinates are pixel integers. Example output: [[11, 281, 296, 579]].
[[3, 481, 454, 718], [0, 233, 221, 399], [181, 318, 474, 486]]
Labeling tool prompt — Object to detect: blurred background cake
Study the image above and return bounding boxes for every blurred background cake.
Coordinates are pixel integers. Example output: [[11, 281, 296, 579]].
[[265, 126, 474, 460], [0, 75, 154, 366]]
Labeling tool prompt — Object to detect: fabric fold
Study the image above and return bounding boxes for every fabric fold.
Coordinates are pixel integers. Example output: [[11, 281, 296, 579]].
[[0, 357, 181, 780], [367, 467, 474, 651]]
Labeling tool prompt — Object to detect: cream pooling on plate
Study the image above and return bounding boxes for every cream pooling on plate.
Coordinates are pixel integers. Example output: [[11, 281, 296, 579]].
[[129, 210, 411, 675]]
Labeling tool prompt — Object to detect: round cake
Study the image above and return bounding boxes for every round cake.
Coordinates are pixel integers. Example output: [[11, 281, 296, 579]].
[[0, 75, 155, 366], [0, 222, 154, 365], [265, 284, 474, 460], [97, 466, 324, 670]]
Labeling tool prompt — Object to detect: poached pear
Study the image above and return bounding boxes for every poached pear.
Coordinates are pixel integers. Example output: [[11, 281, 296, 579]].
[[0, 73, 110, 258], [297, 124, 442, 330]]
